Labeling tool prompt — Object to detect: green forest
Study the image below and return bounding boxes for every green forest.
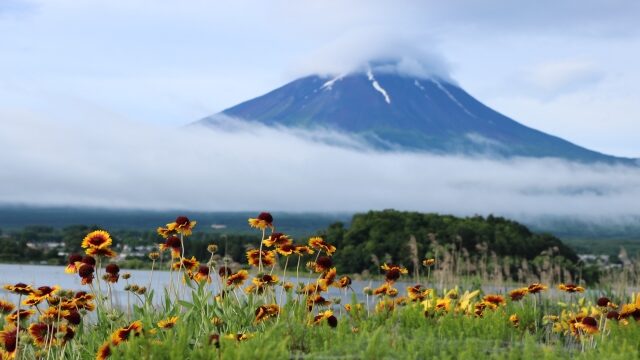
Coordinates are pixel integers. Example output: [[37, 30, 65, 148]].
[[0, 210, 603, 282]]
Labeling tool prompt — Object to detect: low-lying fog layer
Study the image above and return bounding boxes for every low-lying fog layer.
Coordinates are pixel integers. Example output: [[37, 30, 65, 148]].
[[1, 112, 639, 218]]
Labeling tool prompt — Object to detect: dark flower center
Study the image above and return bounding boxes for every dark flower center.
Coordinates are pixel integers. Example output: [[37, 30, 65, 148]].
[[257, 212, 273, 224], [175, 216, 190, 226]]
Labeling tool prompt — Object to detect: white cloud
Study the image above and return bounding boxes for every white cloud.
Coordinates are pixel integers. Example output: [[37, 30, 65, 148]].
[[288, 30, 453, 81], [1, 112, 638, 218]]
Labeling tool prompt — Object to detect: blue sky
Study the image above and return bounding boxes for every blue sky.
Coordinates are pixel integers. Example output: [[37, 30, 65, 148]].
[[1, 0, 639, 157]]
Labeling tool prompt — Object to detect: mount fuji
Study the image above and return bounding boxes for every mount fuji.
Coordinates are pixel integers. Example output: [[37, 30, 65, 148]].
[[197, 66, 636, 165]]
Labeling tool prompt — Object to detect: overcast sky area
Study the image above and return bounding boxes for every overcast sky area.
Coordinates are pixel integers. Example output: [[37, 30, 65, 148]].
[[1, 0, 639, 217]]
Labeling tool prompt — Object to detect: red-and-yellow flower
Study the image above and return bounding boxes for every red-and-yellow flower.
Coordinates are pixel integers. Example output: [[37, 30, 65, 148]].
[[321, 268, 337, 287], [262, 233, 292, 247], [294, 245, 315, 256], [77, 263, 95, 285], [558, 283, 585, 293], [166, 216, 197, 236], [226, 270, 249, 287], [308, 237, 336, 255], [172, 256, 200, 272], [105, 264, 120, 283], [82, 230, 112, 249], [82, 230, 116, 258], [312, 310, 338, 327], [3, 283, 34, 296], [527, 283, 548, 294], [65, 254, 83, 274], [407, 285, 430, 301], [96, 341, 112, 360], [276, 243, 296, 256], [23, 285, 60, 306], [248, 212, 274, 230], [381, 263, 408, 282], [246, 249, 276, 267], [193, 265, 211, 283], [373, 283, 398, 297], [5, 309, 35, 324], [254, 304, 280, 323], [336, 275, 352, 289], [159, 236, 182, 258], [111, 320, 143, 345], [0, 326, 17, 357], [422, 258, 436, 267], [28, 322, 52, 347], [0, 301, 14, 315], [156, 226, 176, 239], [509, 287, 528, 301], [313, 256, 333, 273], [482, 294, 506, 307], [158, 316, 179, 329]]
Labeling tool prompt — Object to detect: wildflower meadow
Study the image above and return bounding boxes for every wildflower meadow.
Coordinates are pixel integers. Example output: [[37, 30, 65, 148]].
[[1, 213, 640, 359]]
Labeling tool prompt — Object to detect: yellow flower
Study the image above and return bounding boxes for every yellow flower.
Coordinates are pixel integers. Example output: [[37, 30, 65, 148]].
[[225, 333, 252, 342], [509, 314, 520, 328], [434, 297, 451, 312], [158, 316, 179, 329], [422, 258, 436, 267]]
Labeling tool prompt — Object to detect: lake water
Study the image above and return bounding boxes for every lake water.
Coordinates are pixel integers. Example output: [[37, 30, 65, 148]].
[[0, 264, 387, 308]]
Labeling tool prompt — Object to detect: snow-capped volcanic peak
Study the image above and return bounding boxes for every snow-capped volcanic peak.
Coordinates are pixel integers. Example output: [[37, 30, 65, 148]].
[[366, 69, 391, 104], [197, 66, 637, 165]]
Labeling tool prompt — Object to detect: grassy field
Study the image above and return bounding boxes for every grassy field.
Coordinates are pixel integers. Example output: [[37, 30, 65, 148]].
[[2, 214, 640, 359]]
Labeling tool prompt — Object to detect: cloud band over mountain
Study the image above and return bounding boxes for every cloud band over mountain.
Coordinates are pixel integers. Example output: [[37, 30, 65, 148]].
[[1, 112, 638, 218]]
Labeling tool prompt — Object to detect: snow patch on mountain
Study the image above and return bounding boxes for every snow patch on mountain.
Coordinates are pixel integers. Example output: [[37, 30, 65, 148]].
[[321, 75, 344, 90], [367, 69, 391, 104], [431, 79, 475, 118], [414, 80, 430, 100]]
